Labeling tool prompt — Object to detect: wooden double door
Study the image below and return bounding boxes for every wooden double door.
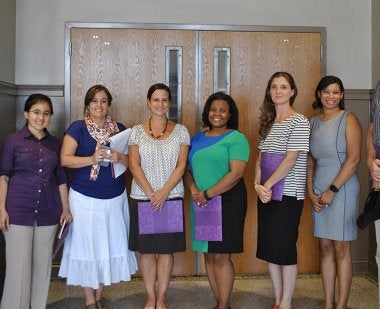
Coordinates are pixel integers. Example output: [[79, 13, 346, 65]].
[[67, 25, 322, 275]]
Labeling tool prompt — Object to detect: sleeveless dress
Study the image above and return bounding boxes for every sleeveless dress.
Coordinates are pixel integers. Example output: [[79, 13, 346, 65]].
[[310, 111, 360, 241]]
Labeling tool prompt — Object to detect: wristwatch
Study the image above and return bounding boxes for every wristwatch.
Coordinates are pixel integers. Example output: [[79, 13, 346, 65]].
[[203, 190, 212, 201], [329, 184, 339, 193]]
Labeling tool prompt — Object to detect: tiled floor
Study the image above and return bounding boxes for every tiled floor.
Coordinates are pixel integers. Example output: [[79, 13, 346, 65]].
[[47, 274, 378, 309]]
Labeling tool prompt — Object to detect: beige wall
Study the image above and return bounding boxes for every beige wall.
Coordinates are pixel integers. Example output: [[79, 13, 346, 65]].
[[0, 0, 15, 83], [373, 0, 380, 86], [16, 0, 372, 89], [0, 85, 17, 145], [0, 0, 16, 141]]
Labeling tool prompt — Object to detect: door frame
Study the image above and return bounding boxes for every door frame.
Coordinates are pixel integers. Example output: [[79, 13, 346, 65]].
[[64, 22, 326, 275]]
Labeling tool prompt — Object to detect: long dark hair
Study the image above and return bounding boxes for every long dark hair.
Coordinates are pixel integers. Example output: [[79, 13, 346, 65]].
[[312, 75, 345, 110], [258, 72, 297, 139]]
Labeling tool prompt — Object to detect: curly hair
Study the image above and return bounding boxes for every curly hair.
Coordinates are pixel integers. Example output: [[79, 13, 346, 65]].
[[258, 72, 298, 139], [201, 92, 239, 130]]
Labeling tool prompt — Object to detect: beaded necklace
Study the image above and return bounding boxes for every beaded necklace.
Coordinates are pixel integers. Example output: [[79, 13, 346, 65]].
[[149, 117, 168, 139]]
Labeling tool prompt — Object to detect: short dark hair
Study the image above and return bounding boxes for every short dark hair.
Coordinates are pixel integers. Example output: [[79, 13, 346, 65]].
[[201, 92, 239, 129], [313, 75, 345, 110], [24, 93, 53, 114], [147, 83, 171, 101], [83, 85, 113, 115]]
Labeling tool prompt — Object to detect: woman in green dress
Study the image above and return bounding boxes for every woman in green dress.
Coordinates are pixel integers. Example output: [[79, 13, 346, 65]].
[[185, 92, 250, 309]]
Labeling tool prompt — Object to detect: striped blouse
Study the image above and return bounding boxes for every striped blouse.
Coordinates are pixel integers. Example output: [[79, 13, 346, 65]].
[[258, 113, 310, 200]]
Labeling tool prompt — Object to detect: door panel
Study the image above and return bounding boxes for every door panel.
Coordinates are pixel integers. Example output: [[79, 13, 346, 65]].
[[70, 28, 197, 134], [70, 28, 197, 275], [69, 26, 322, 275], [199, 31, 321, 274]]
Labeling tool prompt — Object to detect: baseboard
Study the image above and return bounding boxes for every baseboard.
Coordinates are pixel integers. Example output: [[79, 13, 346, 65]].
[[0, 81, 17, 95], [17, 84, 64, 97], [353, 258, 378, 281]]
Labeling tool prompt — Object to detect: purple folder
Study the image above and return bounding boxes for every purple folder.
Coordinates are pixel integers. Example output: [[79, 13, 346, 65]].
[[52, 222, 70, 260], [261, 152, 286, 201], [376, 146, 380, 159], [138, 200, 183, 235], [193, 195, 222, 241]]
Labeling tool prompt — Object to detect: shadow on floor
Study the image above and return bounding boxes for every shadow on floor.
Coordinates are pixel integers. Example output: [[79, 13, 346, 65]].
[[47, 275, 378, 309]]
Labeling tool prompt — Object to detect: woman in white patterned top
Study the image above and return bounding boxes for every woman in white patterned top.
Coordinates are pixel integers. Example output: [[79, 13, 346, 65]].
[[253, 72, 310, 309], [128, 83, 190, 309]]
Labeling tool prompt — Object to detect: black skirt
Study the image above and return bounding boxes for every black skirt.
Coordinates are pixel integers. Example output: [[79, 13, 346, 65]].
[[207, 179, 247, 253], [129, 198, 186, 254], [256, 195, 303, 265]]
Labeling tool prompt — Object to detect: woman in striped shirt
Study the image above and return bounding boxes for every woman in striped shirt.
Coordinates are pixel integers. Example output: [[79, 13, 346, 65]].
[[254, 72, 310, 309]]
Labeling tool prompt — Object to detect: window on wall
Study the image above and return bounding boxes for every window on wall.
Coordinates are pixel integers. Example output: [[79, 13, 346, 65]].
[[214, 48, 231, 94], [166, 46, 183, 123]]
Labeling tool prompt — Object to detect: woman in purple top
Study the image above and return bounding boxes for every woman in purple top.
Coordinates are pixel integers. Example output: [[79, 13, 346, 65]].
[[58, 85, 137, 309], [0, 93, 72, 309]]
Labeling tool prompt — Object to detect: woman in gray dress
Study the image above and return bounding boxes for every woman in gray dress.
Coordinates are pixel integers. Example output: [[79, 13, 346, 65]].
[[307, 76, 362, 309]]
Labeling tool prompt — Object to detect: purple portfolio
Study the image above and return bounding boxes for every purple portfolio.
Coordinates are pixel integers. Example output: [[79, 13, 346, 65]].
[[138, 200, 183, 235], [261, 152, 286, 201], [52, 222, 70, 260], [193, 195, 222, 241]]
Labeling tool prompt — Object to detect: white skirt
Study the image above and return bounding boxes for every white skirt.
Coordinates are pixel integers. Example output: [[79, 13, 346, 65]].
[[59, 188, 138, 288]]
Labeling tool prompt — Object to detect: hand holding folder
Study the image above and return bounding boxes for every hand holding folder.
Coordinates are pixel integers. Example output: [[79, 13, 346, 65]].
[[52, 220, 70, 260], [260, 152, 286, 201], [193, 195, 222, 241], [138, 200, 183, 235], [109, 128, 132, 178]]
